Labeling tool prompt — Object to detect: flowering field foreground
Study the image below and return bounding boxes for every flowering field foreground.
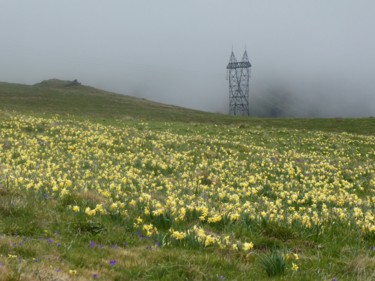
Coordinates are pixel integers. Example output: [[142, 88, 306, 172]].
[[0, 112, 374, 280]]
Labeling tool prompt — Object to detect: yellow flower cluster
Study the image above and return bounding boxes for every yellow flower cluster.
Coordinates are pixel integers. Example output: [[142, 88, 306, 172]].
[[171, 230, 186, 240], [169, 225, 254, 251], [143, 223, 158, 237], [0, 113, 374, 253]]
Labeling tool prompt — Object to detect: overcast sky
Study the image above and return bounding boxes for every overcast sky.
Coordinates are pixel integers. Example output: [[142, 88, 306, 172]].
[[1, 0, 374, 117]]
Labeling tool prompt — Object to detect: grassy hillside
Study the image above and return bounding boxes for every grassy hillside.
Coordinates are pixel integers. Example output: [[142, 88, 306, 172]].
[[0, 81, 216, 123], [0, 80, 374, 135], [0, 80, 374, 280]]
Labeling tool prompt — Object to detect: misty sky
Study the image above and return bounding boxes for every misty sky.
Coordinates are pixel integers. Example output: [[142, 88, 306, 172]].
[[1, 0, 375, 117]]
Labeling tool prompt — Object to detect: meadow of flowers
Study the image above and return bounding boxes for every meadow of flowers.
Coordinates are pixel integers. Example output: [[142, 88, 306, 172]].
[[0, 112, 374, 280]]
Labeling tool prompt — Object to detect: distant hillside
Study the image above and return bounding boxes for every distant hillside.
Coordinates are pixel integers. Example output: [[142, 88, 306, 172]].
[[0, 80, 374, 135]]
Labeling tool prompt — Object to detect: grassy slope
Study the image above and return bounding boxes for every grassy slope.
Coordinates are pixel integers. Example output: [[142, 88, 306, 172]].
[[0, 81, 374, 281], [0, 81, 374, 135]]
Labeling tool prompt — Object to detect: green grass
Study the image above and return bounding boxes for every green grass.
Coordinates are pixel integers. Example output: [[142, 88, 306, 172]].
[[260, 250, 286, 277], [0, 80, 374, 280]]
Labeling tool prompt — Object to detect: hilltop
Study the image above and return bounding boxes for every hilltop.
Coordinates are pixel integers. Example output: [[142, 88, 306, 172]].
[[34, 78, 82, 87]]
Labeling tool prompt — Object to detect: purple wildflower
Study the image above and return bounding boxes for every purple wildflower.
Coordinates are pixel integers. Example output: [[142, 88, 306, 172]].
[[92, 273, 98, 279], [137, 231, 145, 240], [370, 246, 375, 251], [109, 260, 117, 266], [47, 238, 53, 243], [89, 241, 96, 248]]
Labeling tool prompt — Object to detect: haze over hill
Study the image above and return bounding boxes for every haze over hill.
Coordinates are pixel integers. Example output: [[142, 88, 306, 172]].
[[1, 0, 375, 117]]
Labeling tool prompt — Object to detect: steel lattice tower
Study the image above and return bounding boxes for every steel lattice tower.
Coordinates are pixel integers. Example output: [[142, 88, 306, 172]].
[[227, 50, 252, 115]]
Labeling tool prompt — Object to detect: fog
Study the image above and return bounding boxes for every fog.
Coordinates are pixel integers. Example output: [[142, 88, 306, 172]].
[[1, 0, 374, 117]]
